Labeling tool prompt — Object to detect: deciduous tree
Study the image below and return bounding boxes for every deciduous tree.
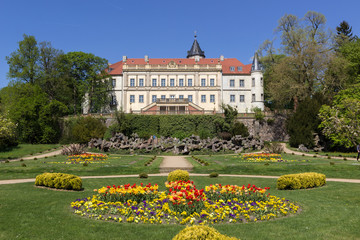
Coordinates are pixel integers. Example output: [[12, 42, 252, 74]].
[[319, 87, 360, 148], [260, 11, 332, 109], [6, 34, 40, 84]]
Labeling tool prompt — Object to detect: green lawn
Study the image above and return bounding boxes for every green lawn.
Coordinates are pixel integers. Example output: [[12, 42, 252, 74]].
[[0, 144, 61, 160], [186, 153, 360, 179], [0, 176, 359, 240], [0, 154, 162, 180]]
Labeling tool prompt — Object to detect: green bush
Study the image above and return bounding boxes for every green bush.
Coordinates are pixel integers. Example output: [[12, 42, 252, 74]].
[[252, 107, 265, 122], [139, 173, 148, 178], [209, 172, 219, 178], [231, 121, 249, 137], [277, 172, 326, 190], [172, 225, 239, 240], [167, 170, 190, 182], [35, 172, 82, 190]]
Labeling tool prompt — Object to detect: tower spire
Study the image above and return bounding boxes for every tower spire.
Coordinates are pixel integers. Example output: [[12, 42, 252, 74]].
[[187, 32, 205, 59], [251, 52, 262, 71]]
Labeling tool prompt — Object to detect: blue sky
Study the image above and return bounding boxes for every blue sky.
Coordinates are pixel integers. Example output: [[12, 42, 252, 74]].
[[1, 0, 359, 89]]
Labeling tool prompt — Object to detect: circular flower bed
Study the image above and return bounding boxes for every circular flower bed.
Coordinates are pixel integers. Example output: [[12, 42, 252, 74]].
[[71, 180, 299, 224]]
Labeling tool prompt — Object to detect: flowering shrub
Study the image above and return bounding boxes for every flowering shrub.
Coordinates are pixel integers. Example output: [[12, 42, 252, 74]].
[[36, 172, 82, 190], [71, 181, 299, 224], [172, 225, 239, 240], [277, 172, 326, 190], [167, 169, 190, 182], [67, 153, 108, 164]]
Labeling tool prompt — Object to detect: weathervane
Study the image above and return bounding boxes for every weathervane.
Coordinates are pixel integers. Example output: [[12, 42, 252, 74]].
[[194, 30, 197, 38]]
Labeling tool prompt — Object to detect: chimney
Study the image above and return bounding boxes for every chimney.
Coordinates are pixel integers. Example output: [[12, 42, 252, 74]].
[[122, 56, 127, 62], [144, 55, 149, 63], [220, 55, 224, 61]]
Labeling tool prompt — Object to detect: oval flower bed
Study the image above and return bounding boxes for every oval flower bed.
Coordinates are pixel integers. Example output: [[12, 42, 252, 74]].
[[233, 153, 303, 163], [67, 153, 108, 164], [71, 180, 299, 224]]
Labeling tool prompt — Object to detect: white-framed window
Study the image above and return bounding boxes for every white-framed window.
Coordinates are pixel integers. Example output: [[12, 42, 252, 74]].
[[252, 94, 256, 102], [239, 79, 244, 87], [112, 78, 116, 88], [161, 78, 166, 87], [152, 95, 157, 103], [179, 79, 184, 87], [161, 95, 166, 100], [240, 95, 245, 102], [188, 78, 193, 87], [139, 95, 144, 103], [237, 66, 243, 71], [201, 78, 206, 86], [252, 78, 255, 87], [152, 78, 157, 87], [130, 95, 135, 103], [230, 79, 235, 87], [179, 95, 184, 99], [170, 78, 175, 87], [139, 78, 144, 87], [210, 78, 215, 86], [188, 95, 193, 102], [210, 95, 215, 103], [230, 95, 235, 102], [130, 78, 135, 87], [201, 95, 206, 103], [230, 66, 235, 71], [170, 95, 175, 99]]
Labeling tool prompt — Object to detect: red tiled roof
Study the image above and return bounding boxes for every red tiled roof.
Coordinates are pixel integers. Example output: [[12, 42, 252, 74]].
[[107, 58, 251, 75]]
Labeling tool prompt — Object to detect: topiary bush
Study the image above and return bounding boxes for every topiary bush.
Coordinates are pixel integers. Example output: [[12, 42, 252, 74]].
[[35, 172, 82, 191], [172, 225, 239, 240], [277, 172, 326, 190], [209, 172, 219, 178], [139, 173, 148, 178], [167, 169, 190, 182]]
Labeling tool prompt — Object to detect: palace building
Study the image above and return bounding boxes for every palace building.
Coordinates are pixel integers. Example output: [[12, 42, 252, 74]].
[[101, 36, 264, 115]]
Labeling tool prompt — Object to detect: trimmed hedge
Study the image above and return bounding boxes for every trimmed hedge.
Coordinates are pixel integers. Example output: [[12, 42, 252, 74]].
[[172, 225, 239, 240], [35, 172, 82, 191], [167, 169, 190, 182], [277, 172, 326, 190], [108, 114, 225, 139]]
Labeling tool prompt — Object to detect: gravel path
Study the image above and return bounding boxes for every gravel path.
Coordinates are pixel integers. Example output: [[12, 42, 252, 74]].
[[6, 149, 63, 162], [1, 173, 360, 185], [159, 155, 193, 173]]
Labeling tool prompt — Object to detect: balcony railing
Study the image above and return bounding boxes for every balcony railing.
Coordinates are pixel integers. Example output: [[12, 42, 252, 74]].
[[156, 98, 189, 104]]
